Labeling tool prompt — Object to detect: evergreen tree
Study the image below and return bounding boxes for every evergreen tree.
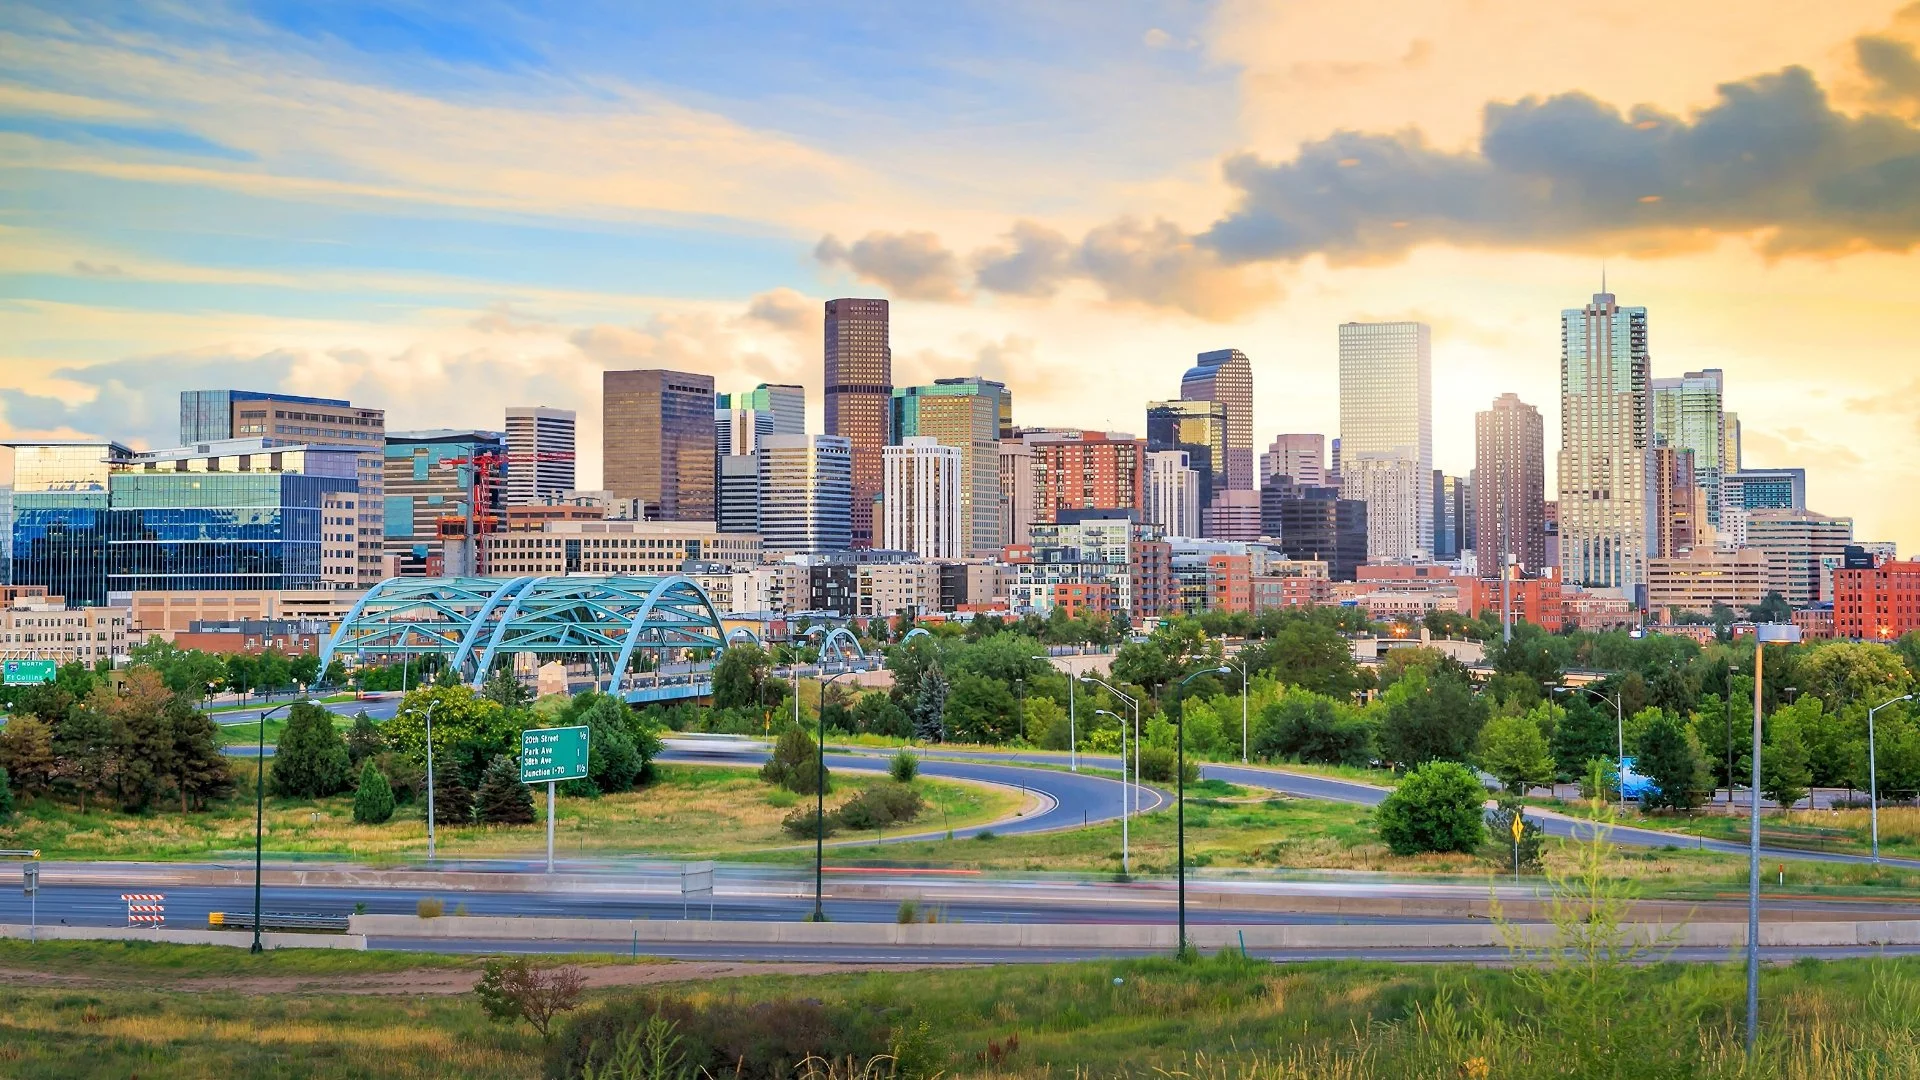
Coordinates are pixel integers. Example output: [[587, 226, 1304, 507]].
[[345, 711, 384, 768], [431, 763, 475, 826], [1637, 709, 1708, 811], [481, 666, 533, 711], [270, 702, 353, 798], [352, 762, 395, 824], [913, 662, 949, 742], [474, 754, 535, 825], [761, 726, 830, 794], [164, 696, 233, 811], [0, 715, 56, 795], [53, 704, 115, 813], [0, 766, 13, 820]]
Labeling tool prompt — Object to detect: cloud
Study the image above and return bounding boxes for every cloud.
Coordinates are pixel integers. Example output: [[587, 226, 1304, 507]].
[[70, 260, 124, 276], [1078, 216, 1279, 318], [972, 221, 1076, 297], [739, 287, 817, 336], [1201, 65, 1920, 264], [814, 231, 967, 300], [0, 349, 302, 448], [1141, 28, 1197, 51]]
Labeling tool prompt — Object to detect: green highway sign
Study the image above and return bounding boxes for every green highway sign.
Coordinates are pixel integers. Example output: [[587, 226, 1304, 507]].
[[521, 725, 591, 784], [3, 660, 56, 686]]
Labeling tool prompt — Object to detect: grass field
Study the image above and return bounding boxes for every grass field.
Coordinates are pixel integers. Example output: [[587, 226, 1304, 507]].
[[4, 943, 1920, 1078], [1528, 797, 1920, 859], [0, 764, 1020, 862], [215, 712, 356, 747]]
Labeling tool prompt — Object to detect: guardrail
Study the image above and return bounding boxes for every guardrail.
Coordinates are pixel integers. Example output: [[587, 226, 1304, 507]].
[[207, 911, 352, 934]]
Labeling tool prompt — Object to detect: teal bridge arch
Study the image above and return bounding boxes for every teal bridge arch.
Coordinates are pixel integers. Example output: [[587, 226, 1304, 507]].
[[321, 575, 726, 692]]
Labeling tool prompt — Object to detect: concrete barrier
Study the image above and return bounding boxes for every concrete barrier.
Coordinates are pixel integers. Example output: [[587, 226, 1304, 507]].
[[0, 924, 367, 950], [346, 914, 1920, 951]]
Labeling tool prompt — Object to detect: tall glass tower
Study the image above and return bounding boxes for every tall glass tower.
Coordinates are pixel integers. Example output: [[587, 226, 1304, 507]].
[[1337, 322, 1432, 560], [1180, 349, 1253, 491], [1652, 369, 1726, 527], [1558, 290, 1653, 591], [824, 298, 892, 548]]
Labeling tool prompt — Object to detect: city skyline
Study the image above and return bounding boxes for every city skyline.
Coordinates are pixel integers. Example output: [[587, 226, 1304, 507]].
[[3, 4, 1920, 550]]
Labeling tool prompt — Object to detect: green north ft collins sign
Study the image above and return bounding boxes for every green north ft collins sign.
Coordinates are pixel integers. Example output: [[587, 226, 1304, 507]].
[[521, 725, 590, 784], [2, 660, 56, 686]]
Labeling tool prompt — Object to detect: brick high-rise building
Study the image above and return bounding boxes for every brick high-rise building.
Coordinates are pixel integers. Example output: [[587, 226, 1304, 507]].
[[603, 369, 715, 521], [1022, 431, 1145, 524], [1833, 559, 1920, 640], [1652, 443, 1701, 558], [1474, 393, 1546, 577], [824, 298, 892, 547]]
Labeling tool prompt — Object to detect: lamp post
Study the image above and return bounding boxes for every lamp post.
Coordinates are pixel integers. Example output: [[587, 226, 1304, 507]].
[[1033, 655, 1077, 771], [1094, 708, 1130, 874], [1747, 622, 1802, 1051], [1172, 666, 1232, 958], [252, 698, 322, 955], [1866, 693, 1913, 864], [1081, 677, 1140, 811], [423, 699, 439, 862], [1554, 685, 1626, 805], [811, 668, 855, 923]]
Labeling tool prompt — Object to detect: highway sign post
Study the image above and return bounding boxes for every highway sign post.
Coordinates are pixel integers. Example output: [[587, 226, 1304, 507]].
[[521, 726, 590, 873], [681, 860, 715, 920], [21, 861, 37, 943], [3, 659, 56, 685]]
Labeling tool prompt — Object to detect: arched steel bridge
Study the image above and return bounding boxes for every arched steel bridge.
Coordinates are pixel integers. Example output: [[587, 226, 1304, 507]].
[[321, 575, 726, 692]]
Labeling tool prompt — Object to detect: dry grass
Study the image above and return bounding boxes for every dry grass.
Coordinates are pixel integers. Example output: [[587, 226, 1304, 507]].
[[0, 764, 1018, 862]]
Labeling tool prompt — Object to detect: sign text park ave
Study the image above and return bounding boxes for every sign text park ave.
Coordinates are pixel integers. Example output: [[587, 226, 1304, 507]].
[[520, 725, 591, 784]]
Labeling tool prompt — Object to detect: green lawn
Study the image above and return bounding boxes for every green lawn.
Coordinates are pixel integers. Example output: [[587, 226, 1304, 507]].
[[0, 764, 1020, 862]]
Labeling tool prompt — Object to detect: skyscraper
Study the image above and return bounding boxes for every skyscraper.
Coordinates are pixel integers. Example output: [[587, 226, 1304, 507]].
[[1652, 444, 1701, 557], [824, 298, 892, 547], [758, 434, 853, 555], [1145, 400, 1227, 514], [179, 389, 386, 585], [1651, 369, 1726, 526], [1022, 431, 1146, 525], [734, 383, 806, 435], [1261, 434, 1325, 487], [1180, 349, 1254, 491], [1260, 481, 1369, 581], [603, 369, 716, 521], [384, 429, 506, 575], [1474, 393, 1547, 576], [504, 407, 576, 505], [6, 441, 135, 605], [1338, 322, 1433, 559], [1557, 290, 1652, 591], [717, 454, 760, 534], [998, 438, 1035, 547], [1432, 473, 1472, 562], [1723, 412, 1742, 474], [1145, 449, 1201, 539], [882, 437, 964, 559], [893, 377, 1008, 556]]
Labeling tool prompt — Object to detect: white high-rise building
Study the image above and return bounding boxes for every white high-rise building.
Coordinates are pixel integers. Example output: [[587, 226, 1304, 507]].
[[504, 407, 576, 505], [882, 437, 964, 559], [1338, 322, 1432, 559], [715, 406, 774, 458], [1145, 449, 1201, 539], [1558, 290, 1654, 591], [1260, 434, 1325, 487], [757, 434, 852, 555], [1342, 454, 1426, 563]]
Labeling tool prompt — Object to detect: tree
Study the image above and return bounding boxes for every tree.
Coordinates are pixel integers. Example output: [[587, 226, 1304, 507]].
[[711, 643, 770, 711], [0, 715, 56, 796], [53, 703, 115, 813], [1476, 712, 1556, 795], [164, 697, 233, 811], [127, 638, 228, 698], [1110, 639, 1177, 697], [91, 669, 177, 812], [912, 662, 949, 742], [1251, 689, 1375, 767], [1550, 697, 1616, 784], [1377, 668, 1487, 766], [851, 692, 911, 738], [352, 761, 396, 824], [288, 652, 322, 689], [345, 711, 384, 767], [1021, 696, 1068, 749], [480, 666, 533, 711], [1485, 797, 1544, 871], [1636, 709, 1708, 811], [1375, 761, 1488, 855], [559, 693, 642, 795], [1798, 642, 1912, 714], [761, 727, 828, 795], [1747, 592, 1793, 625], [1853, 712, 1920, 801], [270, 702, 353, 798], [255, 649, 293, 696], [474, 753, 536, 825], [384, 685, 518, 789], [431, 764, 474, 826], [1761, 711, 1814, 811], [474, 957, 586, 1040], [943, 671, 1020, 744], [885, 634, 942, 706], [1244, 619, 1363, 700]]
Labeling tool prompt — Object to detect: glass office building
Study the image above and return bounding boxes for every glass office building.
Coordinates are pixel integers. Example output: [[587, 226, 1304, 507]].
[[1557, 292, 1652, 590], [6, 440, 355, 606]]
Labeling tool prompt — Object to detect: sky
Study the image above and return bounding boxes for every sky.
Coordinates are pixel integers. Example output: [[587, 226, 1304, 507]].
[[3, 1, 1920, 548]]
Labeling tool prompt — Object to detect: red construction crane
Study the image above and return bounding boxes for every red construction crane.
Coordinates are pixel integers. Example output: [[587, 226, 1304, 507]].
[[438, 449, 579, 576]]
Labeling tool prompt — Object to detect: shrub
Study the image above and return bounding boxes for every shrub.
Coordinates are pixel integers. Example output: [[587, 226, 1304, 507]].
[[1376, 760, 1488, 855], [895, 898, 919, 923], [889, 748, 919, 783], [781, 805, 837, 839], [549, 992, 890, 1080], [475, 957, 586, 1041], [1136, 744, 1199, 784], [417, 897, 444, 918], [761, 727, 829, 794], [344, 710, 383, 767], [834, 781, 924, 831], [269, 702, 353, 798], [351, 762, 395, 824], [0, 766, 12, 820]]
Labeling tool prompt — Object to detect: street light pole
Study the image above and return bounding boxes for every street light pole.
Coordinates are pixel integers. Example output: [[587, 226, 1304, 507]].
[[423, 699, 439, 862], [812, 668, 854, 922], [1094, 708, 1130, 874], [1172, 666, 1232, 958], [1748, 623, 1802, 1051], [1034, 655, 1077, 771], [1224, 655, 1250, 764], [1866, 693, 1913, 864], [1081, 677, 1140, 811], [252, 698, 322, 955]]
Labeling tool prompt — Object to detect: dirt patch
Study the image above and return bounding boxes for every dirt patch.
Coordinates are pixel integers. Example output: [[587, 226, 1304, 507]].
[[0, 960, 935, 996]]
